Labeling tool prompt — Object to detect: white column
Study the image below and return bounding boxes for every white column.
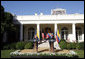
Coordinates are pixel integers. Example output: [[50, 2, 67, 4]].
[[37, 24, 40, 40], [72, 23, 76, 42], [54, 23, 57, 38], [20, 24, 23, 41]]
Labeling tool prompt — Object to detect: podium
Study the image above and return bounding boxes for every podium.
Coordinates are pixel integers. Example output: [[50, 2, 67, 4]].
[[49, 39, 55, 52], [33, 39, 38, 52]]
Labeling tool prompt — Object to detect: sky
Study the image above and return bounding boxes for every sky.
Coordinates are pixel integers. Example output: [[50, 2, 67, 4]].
[[1, 1, 84, 15]]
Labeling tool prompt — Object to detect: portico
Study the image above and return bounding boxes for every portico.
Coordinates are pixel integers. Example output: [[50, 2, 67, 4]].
[[19, 22, 84, 43]]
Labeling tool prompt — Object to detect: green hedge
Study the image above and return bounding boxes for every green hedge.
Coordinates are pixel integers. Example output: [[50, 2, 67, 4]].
[[66, 43, 71, 49], [3, 45, 10, 50], [76, 42, 84, 50], [3, 41, 34, 50], [3, 40, 84, 50], [67, 43, 76, 50], [59, 40, 67, 49], [3, 43, 16, 50], [9, 43, 16, 49], [59, 40, 84, 50], [16, 42, 26, 50]]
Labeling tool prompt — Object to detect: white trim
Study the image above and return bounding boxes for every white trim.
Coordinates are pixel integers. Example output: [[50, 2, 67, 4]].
[[17, 20, 84, 24]]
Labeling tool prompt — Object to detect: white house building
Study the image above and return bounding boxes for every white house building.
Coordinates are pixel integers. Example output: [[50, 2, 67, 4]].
[[13, 8, 84, 43]]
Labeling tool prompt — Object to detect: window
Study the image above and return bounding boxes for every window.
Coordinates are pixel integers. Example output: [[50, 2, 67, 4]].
[[76, 27, 82, 41], [61, 27, 68, 40], [28, 27, 35, 40]]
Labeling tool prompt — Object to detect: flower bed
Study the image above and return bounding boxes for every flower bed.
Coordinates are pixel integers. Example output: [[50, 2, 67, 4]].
[[10, 50, 78, 58]]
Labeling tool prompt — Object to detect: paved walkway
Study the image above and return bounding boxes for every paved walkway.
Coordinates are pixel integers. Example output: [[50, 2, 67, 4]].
[[20, 48, 70, 54], [38, 40, 50, 48]]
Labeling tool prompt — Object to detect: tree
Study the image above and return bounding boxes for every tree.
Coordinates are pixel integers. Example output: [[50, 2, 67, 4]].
[[1, 5, 17, 43], [4, 12, 16, 32], [1, 5, 5, 34]]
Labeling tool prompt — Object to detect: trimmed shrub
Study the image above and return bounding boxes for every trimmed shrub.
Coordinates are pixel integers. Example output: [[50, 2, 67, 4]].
[[76, 42, 84, 50], [67, 43, 76, 50], [9, 43, 16, 49], [71, 43, 76, 49], [67, 43, 71, 49], [59, 39, 84, 50], [3, 42, 17, 49], [16, 42, 25, 50], [79, 42, 84, 50], [59, 39, 77, 50], [59, 40, 67, 49], [3, 45, 10, 49], [76, 43, 80, 50], [24, 42, 33, 49]]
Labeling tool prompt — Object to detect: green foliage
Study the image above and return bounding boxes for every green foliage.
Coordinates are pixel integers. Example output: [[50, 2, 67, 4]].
[[3, 45, 10, 50], [76, 43, 80, 50], [67, 43, 71, 49], [1, 6, 17, 43], [24, 42, 33, 49], [2, 41, 34, 50], [2, 50, 84, 58], [9, 43, 16, 49], [59, 39, 67, 49], [4, 12, 16, 31], [1, 5, 5, 34], [79, 42, 84, 50], [74, 50, 84, 58], [59, 39, 84, 50], [1, 12, 14, 34], [71, 43, 76, 49], [1, 5, 4, 22], [16, 42, 26, 50], [67, 43, 76, 50], [76, 42, 84, 50], [3, 43, 16, 50]]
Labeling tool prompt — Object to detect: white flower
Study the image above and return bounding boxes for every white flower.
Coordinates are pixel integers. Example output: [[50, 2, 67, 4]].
[[18, 52, 22, 55], [69, 50, 77, 55], [52, 53, 55, 55], [10, 52, 13, 55], [37, 53, 40, 55]]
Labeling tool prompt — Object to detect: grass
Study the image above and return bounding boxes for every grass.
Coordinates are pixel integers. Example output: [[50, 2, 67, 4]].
[[1, 49, 84, 58], [1, 50, 15, 58], [74, 50, 84, 58]]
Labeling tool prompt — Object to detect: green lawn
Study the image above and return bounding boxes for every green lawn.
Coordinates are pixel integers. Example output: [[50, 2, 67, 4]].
[[1, 50, 84, 58], [1, 50, 15, 58], [74, 50, 84, 58]]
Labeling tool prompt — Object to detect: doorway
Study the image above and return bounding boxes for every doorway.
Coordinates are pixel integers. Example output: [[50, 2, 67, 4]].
[[28, 27, 35, 40], [76, 27, 82, 42]]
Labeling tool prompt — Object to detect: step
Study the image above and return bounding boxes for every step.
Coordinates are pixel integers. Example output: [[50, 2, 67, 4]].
[[38, 40, 61, 50], [38, 40, 50, 48]]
